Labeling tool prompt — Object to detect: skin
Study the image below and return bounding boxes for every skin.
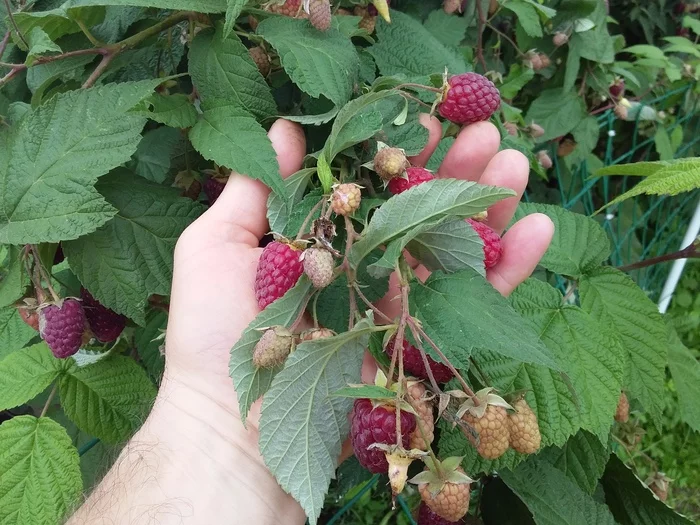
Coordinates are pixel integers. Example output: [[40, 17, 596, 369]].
[[68, 116, 553, 525]]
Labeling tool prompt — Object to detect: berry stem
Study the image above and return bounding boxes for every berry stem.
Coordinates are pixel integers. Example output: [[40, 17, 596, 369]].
[[410, 320, 480, 406], [486, 23, 527, 58], [30, 245, 60, 303], [39, 383, 58, 418], [407, 320, 442, 395], [353, 283, 393, 323], [343, 216, 359, 330], [398, 91, 432, 109], [393, 83, 442, 94], [295, 198, 324, 240], [3, 0, 28, 48]]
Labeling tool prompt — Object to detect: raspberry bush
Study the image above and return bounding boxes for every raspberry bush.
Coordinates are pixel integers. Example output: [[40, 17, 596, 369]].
[[0, 1, 698, 524]]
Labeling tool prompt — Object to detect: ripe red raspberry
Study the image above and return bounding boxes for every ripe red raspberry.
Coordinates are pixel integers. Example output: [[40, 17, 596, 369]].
[[438, 73, 500, 125], [254, 241, 304, 309], [204, 176, 226, 205], [80, 288, 126, 342], [39, 299, 86, 359], [350, 398, 416, 473], [249, 46, 270, 76], [307, 0, 331, 31], [417, 502, 464, 525], [303, 247, 335, 288], [388, 167, 435, 195], [609, 79, 625, 99], [466, 219, 502, 269], [386, 337, 454, 384]]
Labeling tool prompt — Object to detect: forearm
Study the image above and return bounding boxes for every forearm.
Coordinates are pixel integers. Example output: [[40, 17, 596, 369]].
[[68, 372, 306, 525]]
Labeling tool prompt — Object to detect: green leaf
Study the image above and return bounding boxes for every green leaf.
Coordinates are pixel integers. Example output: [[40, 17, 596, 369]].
[[412, 270, 560, 370], [0, 343, 61, 410], [572, 21, 615, 64], [572, 117, 600, 156], [223, 0, 247, 37], [323, 90, 401, 161], [189, 99, 285, 196], [510, 279, 624, 440], [0, 79, 167, 245], [189, 27, 276, 121], [259, 318, 374, 524], [525, 89, 587, 143], [349, 179, 514, 267], [267, 168, 315, 234], [654, 128, 674, 161], [511, 203, 610, 277], [594, 161, 668, 178], [0, 245, 26, 308], [368, 11, 467, 79], [601, 455, 694, 525], [136, 93, 198, 128], [71, 0, 226, 12], [502, 0, 542, 37], [539, 430, 610, 494], [63, 170, 203, 325], [128, 126, 182, 183], [134, 308, 167, 383], [381, 101, 430, 156], [423, 9, 467, 48], [407, 219, 485, 275], [59, 354, 156, 443], [331, 385, 396, 399], [563, 44, 581, 93], [426, 137, 454, 172], [24, 27, 62, 65], [0, 307, 37, 360], [257, 17, 360, 106], [682, 14, 700, 35], [12, 5, 104, 42], [0, 416, 82, 525], [499, 64, 535, 100], [25, 53, 93, 99], [283, 106, 339, 126], [667, 331, 700, 433], [501, 457, 616, 525], [579, 267, 667, 419], [230, 278, 313, 422]]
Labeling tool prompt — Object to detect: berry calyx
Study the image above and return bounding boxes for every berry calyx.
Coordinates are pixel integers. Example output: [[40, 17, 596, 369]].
[[466, 218, 503, 269], [203, 176, 227, 205], [306, 0, 331, 31], [303, 247, 335, 288], [388, 167, 435, 195], [507, 399, 541, 454], [407, 381, 435, 451], [386, 337, 454, 384], [437, 73, 500, 125], [374, 145, 409, 181], [39, 298, 86, 359], [458, 388, 513, 460], [80, 288, 126, 342], [615, 392, 630, 423], [350, 398, 416, 473], [331, 183, 362, 216], [254, 240, 305, 309], [253, 326, 294, 368], [411, 457, 473, 522], [249, 46, 271, 76]]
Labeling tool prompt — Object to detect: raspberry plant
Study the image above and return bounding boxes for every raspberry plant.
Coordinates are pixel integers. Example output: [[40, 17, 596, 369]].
[[0, 1, 698, 524]]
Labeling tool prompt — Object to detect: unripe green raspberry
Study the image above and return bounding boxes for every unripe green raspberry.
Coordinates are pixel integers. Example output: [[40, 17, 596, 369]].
[[307, 0, 331, 31], [301, 328, 335, 341], [331, 183, 362, 216], [253, 327, 294, 368], [374, 147, 409, 181]]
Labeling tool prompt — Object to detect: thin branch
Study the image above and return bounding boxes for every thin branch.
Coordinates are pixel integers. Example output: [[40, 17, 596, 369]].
[[394, 82, 442, 94], [486, 23, 526, 57], [295, 199, 324, 240], [0, 30, 11, 60], [353, 283, 393, 323], [343, 216, 358, 330], [398, 91, 432, 109], [475, 0, 488, 72], [3, 0, 28, 48], [82, 52, 115, 88], [40, 383, 58, 418], [618, 244, 698, 272], [407, 318, 441, 394]]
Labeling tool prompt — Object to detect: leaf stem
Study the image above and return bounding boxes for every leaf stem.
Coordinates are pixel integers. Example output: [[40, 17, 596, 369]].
[[394, 82, 442, 93], [81, 52, 114, 88], [39, 383, 58, 418], [617, 244, 698, 272], [76, 18, 102, 47], [3, 0, 28, 49]]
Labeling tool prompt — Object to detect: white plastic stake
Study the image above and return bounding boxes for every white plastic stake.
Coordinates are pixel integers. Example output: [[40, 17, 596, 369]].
[[658, 196, 700, 314]]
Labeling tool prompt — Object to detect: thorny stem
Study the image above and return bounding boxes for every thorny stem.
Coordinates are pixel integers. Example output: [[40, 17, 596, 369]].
[[411, 319, 479, 405], [617, 244, 698, 272], [3, 0, 28, 49], [343, 216, 359, 330], [486, 23, 526, 57], [475, 0, 488, 72], [353, 283, 392, 323], [295, 199, 324, 240], [392, 273, 412, 447], [40, 383, 58, 418], [30, 245, 60, 303]]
